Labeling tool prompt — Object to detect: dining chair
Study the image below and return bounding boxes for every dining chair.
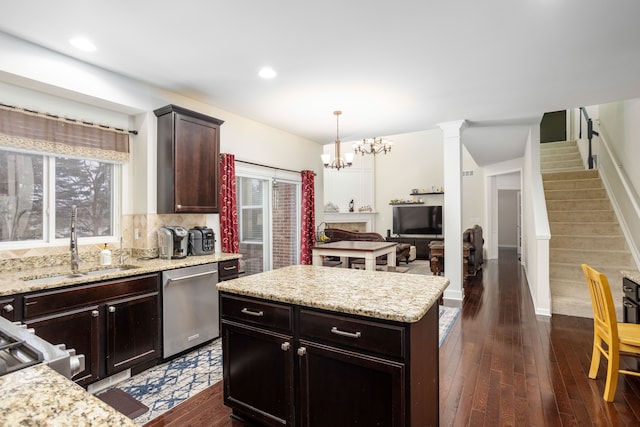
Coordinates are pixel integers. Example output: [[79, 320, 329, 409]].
[[581, 263, 640, 401]]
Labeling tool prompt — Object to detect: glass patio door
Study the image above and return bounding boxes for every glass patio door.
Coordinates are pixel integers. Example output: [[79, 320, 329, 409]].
[[236, 168, 300, 276]]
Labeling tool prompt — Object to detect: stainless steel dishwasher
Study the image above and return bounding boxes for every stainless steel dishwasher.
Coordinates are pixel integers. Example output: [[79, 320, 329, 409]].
[[162, 263, 219, 358]]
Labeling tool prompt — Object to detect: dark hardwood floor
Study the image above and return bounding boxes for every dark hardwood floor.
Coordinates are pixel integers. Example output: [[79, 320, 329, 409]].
[[145, 249, 640, 426]]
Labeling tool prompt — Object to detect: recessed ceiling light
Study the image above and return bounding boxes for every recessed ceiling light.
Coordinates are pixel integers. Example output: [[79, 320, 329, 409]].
[[259, 67, 277, 79], [69, 37, 96, 52]]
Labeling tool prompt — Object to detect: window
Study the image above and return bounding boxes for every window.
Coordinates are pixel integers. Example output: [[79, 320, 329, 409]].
[[0, 148, 119, 245], [0, 104, 129, 247], [238, 177, 266, 244]]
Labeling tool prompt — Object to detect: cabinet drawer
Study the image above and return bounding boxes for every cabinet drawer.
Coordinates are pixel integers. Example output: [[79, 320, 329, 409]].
[[624, 297, 640, 324], [299, 309, 405, 359], [24, 274, 159, 320], [219, 259, 239, 281], [623, 278, 640, 302], [220, 294, 293, 332]]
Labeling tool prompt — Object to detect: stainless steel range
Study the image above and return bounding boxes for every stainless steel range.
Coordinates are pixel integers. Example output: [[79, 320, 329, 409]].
[[0, 316, 85, 379]]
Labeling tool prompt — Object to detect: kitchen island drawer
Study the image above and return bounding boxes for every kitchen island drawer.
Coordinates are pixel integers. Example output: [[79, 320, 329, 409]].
[[24, 274, 159, 320], [623, 278, 639, 301], [220, 293, 293, 333], [299, 309, 405, 359]]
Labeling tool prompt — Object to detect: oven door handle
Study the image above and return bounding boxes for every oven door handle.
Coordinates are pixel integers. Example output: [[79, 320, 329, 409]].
[[165, 270, 218, 283]]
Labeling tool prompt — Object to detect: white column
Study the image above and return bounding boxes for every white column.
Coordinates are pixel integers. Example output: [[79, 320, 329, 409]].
[[438, 120, 467, 302]]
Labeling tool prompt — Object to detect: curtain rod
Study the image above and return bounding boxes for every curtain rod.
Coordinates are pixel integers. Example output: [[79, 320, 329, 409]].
[[235, 159, 316, 176], [0, 102, 139, 135]]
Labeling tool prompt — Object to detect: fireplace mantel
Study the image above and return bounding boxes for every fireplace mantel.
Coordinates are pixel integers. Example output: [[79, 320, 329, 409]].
[[323, 212, 377, 232]]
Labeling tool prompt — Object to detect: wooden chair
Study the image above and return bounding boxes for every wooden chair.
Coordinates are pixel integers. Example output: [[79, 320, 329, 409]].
[[581, 264, 640, 401]]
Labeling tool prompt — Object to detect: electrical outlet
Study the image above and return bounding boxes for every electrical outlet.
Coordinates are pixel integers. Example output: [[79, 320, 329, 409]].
[[134, 228, 140, 240]]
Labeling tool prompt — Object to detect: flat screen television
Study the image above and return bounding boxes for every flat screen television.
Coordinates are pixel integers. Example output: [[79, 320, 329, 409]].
[[392, 205, 443, 235]]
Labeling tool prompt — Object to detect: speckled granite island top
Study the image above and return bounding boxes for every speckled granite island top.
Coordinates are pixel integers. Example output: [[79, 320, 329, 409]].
[[216, 265, 450, 323], [0, 365, 138, 427], [622, 270, 640, 283], [0, 252, 241, 297]]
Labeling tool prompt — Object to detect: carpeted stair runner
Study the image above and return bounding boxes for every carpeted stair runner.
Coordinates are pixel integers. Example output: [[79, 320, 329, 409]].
[[541, 140, 634, 318]]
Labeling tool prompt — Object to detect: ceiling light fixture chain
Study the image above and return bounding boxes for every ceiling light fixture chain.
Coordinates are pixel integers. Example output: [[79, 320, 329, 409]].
[[321, 110, 354, 170], [353, 137, 393, 156]]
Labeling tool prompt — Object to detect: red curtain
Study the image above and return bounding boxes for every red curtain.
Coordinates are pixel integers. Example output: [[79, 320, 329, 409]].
[[219, 153, 239, 253], [300, 170, 315, 264]]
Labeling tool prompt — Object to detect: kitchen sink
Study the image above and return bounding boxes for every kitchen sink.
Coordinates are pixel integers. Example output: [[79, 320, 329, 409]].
[[21, 265, 139, 284]]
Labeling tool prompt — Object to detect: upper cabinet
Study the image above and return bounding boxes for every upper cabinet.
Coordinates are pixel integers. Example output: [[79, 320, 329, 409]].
[[154, 105, 224, 213]]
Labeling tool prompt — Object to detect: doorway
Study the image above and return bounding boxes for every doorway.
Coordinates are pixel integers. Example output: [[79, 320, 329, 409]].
[[236, 166, 301, 275], [498, 189, 520, 252], [540, 111, 567, 143]]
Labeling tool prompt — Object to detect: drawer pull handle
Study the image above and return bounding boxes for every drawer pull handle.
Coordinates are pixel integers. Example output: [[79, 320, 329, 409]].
[[624, 301, 636, 308], [223, 265, 237, 271], [624, 286, 635, 293], [91, 310, 99, 318], [297, 347, 307, 357], [281, 342, 290, 351], [241, 308, 264, 317], [331, 326, 362, 339]]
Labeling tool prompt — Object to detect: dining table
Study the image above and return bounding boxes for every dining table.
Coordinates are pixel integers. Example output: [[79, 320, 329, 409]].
[[311, 240, 398, 271]]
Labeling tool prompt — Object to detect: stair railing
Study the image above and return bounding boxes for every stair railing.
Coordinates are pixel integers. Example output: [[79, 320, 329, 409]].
[[593, 120, 640, 269], [579, 107, 599, 169]]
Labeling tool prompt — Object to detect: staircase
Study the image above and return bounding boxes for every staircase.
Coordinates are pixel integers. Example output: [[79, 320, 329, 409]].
[[541, 140, 634, 318]]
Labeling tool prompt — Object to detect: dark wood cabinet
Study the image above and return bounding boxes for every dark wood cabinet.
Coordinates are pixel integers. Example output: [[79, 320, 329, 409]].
[[0, 296, 17, 321], [22, 273, 160, 386], [26, 305, 101, 384], [219, 258, 240, 281], [222, 322, 295, 426], [106, 292, 160, 375], [623, 277, 640, 324], [221, 294, 294, 426], [298, 340, 404, 427], [220, 292, 439, 426], [155, 104, 224, 214]]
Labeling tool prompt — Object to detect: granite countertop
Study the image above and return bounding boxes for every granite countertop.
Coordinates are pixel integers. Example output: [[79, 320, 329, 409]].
[[0, 252, 241, 297], [0, 365, 139, 427], [217, 265, 450, 323], [622, 270, 640, 283]]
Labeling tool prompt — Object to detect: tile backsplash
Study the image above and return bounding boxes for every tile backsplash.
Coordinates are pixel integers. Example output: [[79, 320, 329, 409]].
[[0, 213, 207, 271]]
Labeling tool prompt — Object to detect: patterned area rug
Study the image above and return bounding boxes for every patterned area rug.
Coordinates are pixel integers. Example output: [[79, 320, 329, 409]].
[[110, 302, 461, 423]]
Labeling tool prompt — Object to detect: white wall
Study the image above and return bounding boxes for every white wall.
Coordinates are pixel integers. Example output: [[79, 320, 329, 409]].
[[498, 190, 518, 247], [373, 129, 444, 235], [0, 32, 324, 228]]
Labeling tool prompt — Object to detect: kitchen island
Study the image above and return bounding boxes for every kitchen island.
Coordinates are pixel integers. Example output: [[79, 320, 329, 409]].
[[217, 265, 449, 427]]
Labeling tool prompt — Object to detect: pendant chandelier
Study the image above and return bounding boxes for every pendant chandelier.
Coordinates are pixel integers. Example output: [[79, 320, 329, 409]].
[[353, 137, 393, 156], [321, 110, 354, 170]]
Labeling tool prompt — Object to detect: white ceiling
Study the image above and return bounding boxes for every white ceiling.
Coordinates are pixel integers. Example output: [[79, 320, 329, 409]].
[[2, 1, 640, 166]]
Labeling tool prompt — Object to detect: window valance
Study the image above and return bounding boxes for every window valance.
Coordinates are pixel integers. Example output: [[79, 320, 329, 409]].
[[0, 104, 130, 162]]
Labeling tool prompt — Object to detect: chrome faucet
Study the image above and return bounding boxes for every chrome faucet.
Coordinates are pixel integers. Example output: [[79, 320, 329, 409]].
[[70, 205, 81, 272], [119, 236, 128, 265]]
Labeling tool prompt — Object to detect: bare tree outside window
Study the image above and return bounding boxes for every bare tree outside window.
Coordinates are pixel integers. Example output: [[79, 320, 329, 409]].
[[55, 158, 112, 238], [0, 151, 43, 242], [0, 149, 114, 243]]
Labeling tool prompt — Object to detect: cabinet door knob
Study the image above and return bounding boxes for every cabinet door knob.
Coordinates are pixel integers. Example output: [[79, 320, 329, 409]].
[[281, 342, 291, 351], [91, 310, 99, 317], [108, 306, 116, 313], [297, 347, 307, 357], [2, 304, 13, 313]]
